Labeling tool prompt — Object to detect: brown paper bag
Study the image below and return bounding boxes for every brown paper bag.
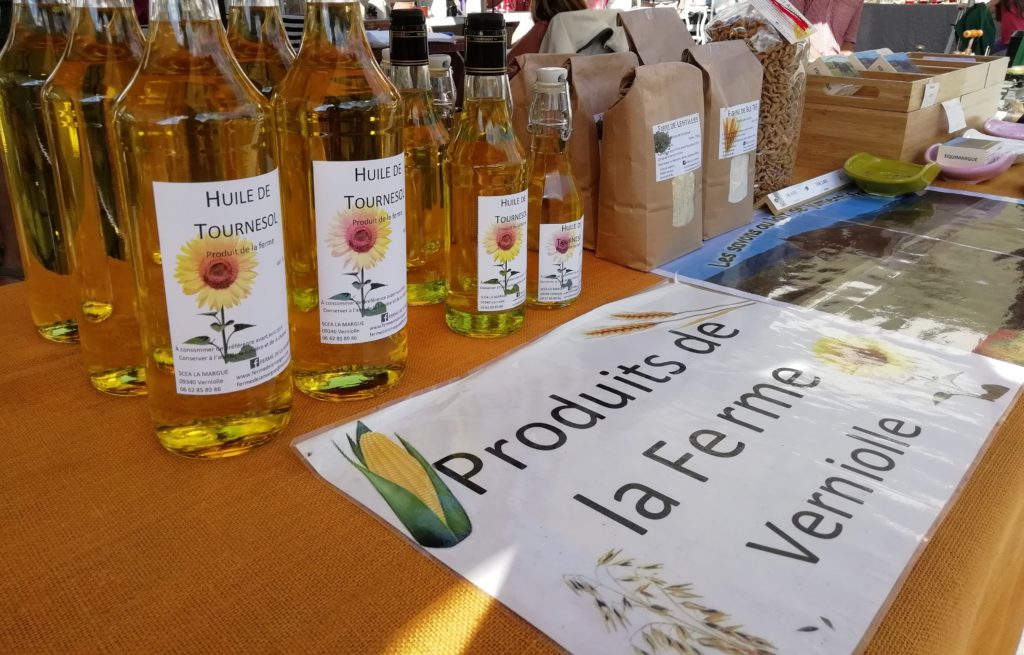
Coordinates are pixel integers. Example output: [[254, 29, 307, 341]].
[[618, 7, 696, 66], [684, 41, 762, 240], [510, 52, 639, 250], [596, 62, 704, 272]]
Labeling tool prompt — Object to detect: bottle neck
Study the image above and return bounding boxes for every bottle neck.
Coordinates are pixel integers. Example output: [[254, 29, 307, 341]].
[[389, 63, 430, 92], [67, 0, 142, 47], [10, 0, 69, 36], [299, 0, 369, 55], [150, 0, 221, 23], [530, 128, 569, 155], [528, 87, 571, 154], [465, 74, 505, 101], [227, 0, 290, 48]]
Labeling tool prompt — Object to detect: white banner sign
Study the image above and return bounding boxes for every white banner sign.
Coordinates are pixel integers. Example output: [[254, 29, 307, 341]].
[[296, 283, 1023, 655]]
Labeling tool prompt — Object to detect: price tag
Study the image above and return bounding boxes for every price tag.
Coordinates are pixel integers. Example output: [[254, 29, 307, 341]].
[[766, 169, 852, 216], [921, 82, 940, 109], [942, 98, 967, 133]]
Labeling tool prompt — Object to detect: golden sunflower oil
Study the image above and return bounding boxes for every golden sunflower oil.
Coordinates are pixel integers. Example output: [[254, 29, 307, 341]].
[[42, 0, 146, 395], [226, 0, 294, 98], [525, 67, 582, 309], [275, 0, 408, 401], [388, 9, 448, 306], [446, 13, 527, 338], [113, 0, 292, 458], [0, 0, 77, 343]]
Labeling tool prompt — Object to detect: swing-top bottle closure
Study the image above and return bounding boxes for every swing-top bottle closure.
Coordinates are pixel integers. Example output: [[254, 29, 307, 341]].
[[528, 66, 572, 141]]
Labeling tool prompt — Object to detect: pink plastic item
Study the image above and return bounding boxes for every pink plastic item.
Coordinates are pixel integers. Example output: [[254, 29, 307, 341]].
[[983, 118, 1024, 141], [924, 144, 1016, 184]]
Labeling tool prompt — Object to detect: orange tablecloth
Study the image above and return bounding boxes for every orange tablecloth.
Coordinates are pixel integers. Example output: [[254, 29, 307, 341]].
[[3, 247, 1024, 654]]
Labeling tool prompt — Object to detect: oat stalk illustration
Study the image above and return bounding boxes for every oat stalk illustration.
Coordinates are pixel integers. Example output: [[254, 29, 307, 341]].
[[564, 549, 776, 655]]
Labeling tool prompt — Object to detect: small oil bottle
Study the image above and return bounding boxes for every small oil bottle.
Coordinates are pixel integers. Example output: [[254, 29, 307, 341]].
[[388, 9, 448, 306], [113, 0, 293, 457], [445, 12, 527, 338], [275, 0, 407, 400], [42, 0, 147, 395], [526, 67, 582, 309], [226, 0, 295, 98], [0, 0, 77, 343]]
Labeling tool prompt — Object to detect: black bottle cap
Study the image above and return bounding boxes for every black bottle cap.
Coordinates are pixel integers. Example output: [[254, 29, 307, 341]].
[[465, 12, 507, 75], [390, 9, 428, 66]]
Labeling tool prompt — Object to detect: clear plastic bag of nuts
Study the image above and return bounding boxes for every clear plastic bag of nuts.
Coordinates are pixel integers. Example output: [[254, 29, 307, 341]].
[[707, 0, 811, 203]]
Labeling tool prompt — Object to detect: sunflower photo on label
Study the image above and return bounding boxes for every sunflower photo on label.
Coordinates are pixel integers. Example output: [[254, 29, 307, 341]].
[[313, 157, 408, 345], [151, 170, 292, 396], [477, 191, 528, 312]]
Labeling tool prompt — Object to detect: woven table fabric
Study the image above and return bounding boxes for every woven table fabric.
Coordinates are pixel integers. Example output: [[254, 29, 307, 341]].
[[2, 248, 1022, 654]]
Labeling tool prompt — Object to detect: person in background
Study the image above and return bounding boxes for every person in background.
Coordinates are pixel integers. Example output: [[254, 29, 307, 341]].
[[790, 0, 864, 55], [990, 0, 1024, 51], [506, 0, 586, 62]]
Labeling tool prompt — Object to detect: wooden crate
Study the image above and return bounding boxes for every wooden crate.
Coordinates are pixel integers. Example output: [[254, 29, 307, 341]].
[[908, 52, 1009, 87], [797, 84, 1003, 171], [804, 65, 987, 112], [798, 55, 1007, 171]]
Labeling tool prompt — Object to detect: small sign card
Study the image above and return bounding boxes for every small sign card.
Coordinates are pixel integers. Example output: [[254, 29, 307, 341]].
[[296, 282, 1022, 655], [766, 169, 851, 215]]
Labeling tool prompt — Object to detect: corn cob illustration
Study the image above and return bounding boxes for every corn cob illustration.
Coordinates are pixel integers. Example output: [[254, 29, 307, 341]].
[[337, 422, 472, 548]]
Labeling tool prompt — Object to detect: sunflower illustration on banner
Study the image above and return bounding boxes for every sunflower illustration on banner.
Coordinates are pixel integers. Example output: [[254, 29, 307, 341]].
[[483, 222, 523, 296], [326, 208, 393, 317], [175, 235, 259, 363], [337, 422, 472, 548]]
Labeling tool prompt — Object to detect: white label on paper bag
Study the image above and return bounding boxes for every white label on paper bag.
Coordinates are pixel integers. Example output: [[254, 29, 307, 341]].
[[653, 114, 702, 183], [314, 156, 408, 345], [942, 98, 967, 133], [921, 82, 940, 108], [477, 191, 527, 312], [152, 170, 291, 396], [538, 218, 583, 304], [719, 101, 759, 160]]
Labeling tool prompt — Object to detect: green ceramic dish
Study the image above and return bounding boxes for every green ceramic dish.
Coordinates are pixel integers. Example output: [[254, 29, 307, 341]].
[[843, 153, 941, 196]]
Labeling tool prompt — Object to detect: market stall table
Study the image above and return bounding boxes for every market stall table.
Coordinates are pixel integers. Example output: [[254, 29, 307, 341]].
[[2, 180, 1024, 654]]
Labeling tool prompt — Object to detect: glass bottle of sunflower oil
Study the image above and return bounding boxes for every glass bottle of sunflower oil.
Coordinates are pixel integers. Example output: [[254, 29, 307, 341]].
[[41, 0, 146, 395], [388, 9, 448, 306], [226, 0, 295, 98], [112, 0, 292, 457], [0, 0, 76, 343], [526, 67, 582, 309], [275, 0, 407, 400], [446, 12, 527, 338]]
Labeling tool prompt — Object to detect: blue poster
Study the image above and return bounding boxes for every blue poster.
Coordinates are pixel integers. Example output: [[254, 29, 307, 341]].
[[656, 187, 1024, 366]]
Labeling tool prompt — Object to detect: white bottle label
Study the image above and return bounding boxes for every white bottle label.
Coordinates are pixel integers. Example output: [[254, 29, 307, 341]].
[[719, 101, 760, 159], [152, 170, 291, 396], [313, 155, 408, 345], [477, 191, 528, 312], [538, 218, 583, 304], [652, 114, 702, 183]]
